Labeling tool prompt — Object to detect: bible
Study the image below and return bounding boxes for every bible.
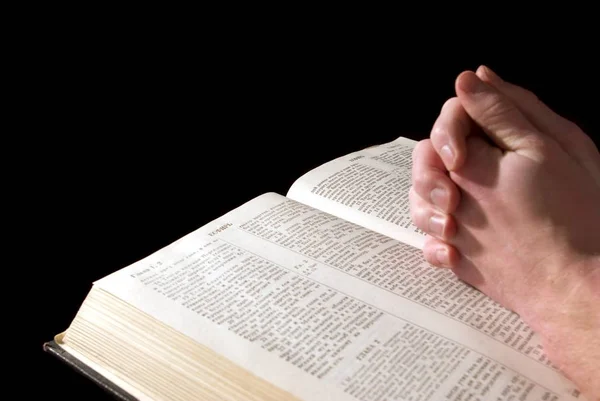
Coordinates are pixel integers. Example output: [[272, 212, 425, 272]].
[[44, 136, 586, 401]]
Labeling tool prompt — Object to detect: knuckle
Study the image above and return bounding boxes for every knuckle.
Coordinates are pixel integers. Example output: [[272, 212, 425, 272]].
[[430, 124, 448, 144], [412, 139, 428, 160], [480, 94, 518, 123], [411, 204, 431, 231], [424, 250, 437, 266], [410, 207, 419, 227], [565, 121, 593, 146], [564, 120, 583, 135], [521, 88, 539, 104], [414, 213, 429, 231], [413, 169, 436, 195], [408, 186, 417, 204], [506, 81, 539, 104], [409, 188, 418, 214], [441, 97, 459, 112], [580, 133, 598, 151], [572, 132, 598, 155], [409, 200, 421, 227]]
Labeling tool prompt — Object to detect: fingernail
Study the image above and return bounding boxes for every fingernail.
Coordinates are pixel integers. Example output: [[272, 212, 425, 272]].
[[440, 145, 454, 168], [430, 187, 447, 209], [436, 248, 449, 266], [429, 215, 445, 237], [458, 72, 487, 94]]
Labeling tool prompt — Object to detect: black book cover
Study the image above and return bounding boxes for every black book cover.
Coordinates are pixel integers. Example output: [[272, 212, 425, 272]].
[[43, 339, 139, 401]]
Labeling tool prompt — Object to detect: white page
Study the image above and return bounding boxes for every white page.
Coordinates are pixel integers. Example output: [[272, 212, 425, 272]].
[[287, 136, 427, 250], [95, 193, 585, 401]]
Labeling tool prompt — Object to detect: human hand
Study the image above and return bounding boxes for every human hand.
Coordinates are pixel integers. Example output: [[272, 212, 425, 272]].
[[409, 66, 600, 398]]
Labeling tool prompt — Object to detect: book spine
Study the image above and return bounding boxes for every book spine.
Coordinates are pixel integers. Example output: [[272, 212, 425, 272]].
[[43, 340, 138, 401]]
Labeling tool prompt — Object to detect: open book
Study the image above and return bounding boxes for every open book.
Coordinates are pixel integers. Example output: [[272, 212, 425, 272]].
[[45, 136, 586, 401]]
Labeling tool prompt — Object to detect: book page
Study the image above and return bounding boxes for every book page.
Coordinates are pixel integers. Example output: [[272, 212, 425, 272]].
[[287, 136, 427, 249], [96, 193, 585, 401]]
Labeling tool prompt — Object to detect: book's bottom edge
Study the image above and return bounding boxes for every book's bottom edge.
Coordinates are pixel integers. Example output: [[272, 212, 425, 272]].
[[43, 335, 139, 401]]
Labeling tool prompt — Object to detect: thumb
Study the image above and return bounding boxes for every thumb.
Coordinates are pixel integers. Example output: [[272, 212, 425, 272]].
[[455, 71, 545, 161]]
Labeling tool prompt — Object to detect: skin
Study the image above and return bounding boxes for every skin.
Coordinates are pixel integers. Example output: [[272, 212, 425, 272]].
[[409, 66, 600, 400]]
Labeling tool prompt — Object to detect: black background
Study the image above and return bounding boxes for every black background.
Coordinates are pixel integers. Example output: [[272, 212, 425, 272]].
[[23, 21, 599, 400]]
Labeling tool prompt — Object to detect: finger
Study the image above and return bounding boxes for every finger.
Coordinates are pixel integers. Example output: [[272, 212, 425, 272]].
[[476, 65, 583, 142], [430, 97, 474, 171], [412, 138, 446, 174], [409, 187, 457, 241], [449, 135, 503, 198], [412, 139, 461, 213], [476, 65, 600, 185], [422, 237, 460, 268], [455, 71, 546, 162]]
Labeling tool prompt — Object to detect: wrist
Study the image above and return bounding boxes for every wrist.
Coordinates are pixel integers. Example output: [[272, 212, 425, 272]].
[[523, 255, 599, 397], [525, 254, 599, 335]]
